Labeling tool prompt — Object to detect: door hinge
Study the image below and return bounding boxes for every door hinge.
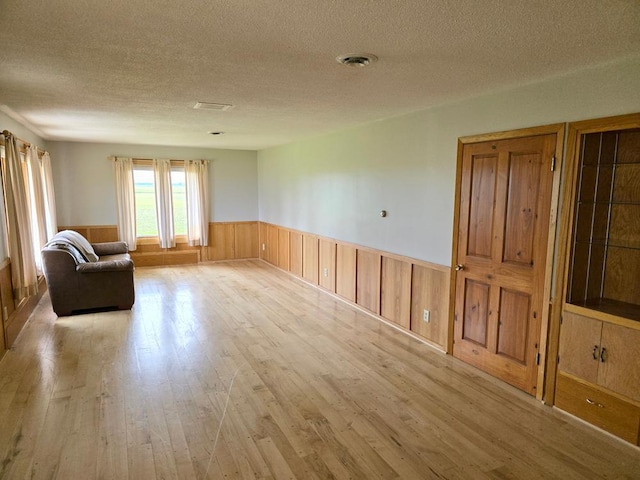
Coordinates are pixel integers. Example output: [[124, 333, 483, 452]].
[[551, 156, 556, 172], [536, 352, 541, 365]]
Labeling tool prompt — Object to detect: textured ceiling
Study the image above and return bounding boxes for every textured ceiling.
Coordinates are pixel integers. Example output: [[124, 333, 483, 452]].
[[1, 0, 639, 150]]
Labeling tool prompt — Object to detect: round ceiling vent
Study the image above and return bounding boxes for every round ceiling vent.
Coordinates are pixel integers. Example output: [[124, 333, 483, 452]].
[[336, 53, 378, 67]]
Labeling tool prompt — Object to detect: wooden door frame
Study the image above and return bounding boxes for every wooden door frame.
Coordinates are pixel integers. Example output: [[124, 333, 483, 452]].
[[448, 123, 565, 401], [545, 113, 640, 405]]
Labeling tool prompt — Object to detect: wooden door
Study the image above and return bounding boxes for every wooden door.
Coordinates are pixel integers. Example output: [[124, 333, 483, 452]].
[[453, 134, 556, 395]]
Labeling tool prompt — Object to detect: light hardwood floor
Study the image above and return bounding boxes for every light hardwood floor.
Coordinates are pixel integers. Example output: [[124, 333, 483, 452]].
[[0, 260, 638, 479]]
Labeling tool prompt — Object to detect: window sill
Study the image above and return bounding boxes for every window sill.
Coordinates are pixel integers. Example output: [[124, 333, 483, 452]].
[[136, 235, 189, 246]]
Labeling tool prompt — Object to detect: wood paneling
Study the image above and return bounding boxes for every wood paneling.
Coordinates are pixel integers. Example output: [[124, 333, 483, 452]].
[[318, 239, 336, 292], [608, 204, 640, 249], [235, 222, 259, 259], [64, 222, 258, 265], [380, 257, 411, 329], [259, 222, 268, 260], [0, 260, 15, 323], [0, 260, 10, 356], [289, 232, 303, 277], [603, 247, 640, 307], [4, 277, 46, 348], [262, 225, 451, 351], [277, 229, 290, 270], [209, 223, 235, 261], [336, 244, 356, 302], [130, 251, 199, 267], [356, 250, 381, 314], [268, 224, 278, 265], [59, 225, 119, 243], [410, 265, 449, 348], [302, 235, 318, 285], [88, 226, 119, 243]]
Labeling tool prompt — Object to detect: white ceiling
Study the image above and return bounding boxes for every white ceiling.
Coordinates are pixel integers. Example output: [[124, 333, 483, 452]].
[[1, 0, 639, 150]]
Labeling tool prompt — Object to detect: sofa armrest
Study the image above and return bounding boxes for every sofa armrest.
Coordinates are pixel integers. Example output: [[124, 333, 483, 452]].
[[76, 259, 134, 273], [92, 242, 129, 256]]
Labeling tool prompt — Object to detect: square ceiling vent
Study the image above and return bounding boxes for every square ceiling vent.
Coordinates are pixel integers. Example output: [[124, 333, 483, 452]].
[[193, 102, 234, 111]]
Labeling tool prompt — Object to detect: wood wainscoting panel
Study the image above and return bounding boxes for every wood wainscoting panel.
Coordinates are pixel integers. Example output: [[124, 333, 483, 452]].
[[380, 256, 411, 329], [268, 224, 279, 266], [336, 244, 356, 302], [277, 228, 290, 271], [302, 235, 319, 285], [59, 225, 119, 243], [356, 250, 381, 315], [410, 264, 450, 348], [0, 259, 10, 356], [0, 260, 15, 323], [5, 277, 46, 348], [259, 222, 268, 261], [209, 223, 235, 261], [259, 223, 452, 350], [290, 232, 303, 277], [130, 251, 200, 267], [235, 222, 259, 259], [59, 222, 257, 267], [163, 251, 199, 266], [318, 239, 336, 292]]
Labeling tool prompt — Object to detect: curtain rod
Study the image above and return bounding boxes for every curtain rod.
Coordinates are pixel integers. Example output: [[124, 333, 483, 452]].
[[109, 156, 211, 163], [1, 129, 47, 155]]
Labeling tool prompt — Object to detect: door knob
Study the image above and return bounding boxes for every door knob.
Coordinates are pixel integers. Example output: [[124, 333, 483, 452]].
[[455, 264, 465, 271]]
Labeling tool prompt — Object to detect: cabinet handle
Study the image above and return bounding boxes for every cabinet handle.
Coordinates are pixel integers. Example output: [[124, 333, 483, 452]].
[[592, 345, 599, 360], [600, 347, 606, 363], [586, 398, 605, 408]]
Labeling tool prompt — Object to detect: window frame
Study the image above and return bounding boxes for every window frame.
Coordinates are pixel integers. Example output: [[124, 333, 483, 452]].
[[132, 158, 188, 245]]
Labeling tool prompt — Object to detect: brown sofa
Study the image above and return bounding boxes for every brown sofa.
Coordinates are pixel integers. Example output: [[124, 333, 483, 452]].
[[42, 230, 135, 316]]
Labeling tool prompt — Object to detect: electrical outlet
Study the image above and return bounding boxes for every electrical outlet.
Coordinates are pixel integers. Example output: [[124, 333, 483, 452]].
[[423, 309, 430, 323], [262, 243, 266, 251], [323, 267, 329, 277]]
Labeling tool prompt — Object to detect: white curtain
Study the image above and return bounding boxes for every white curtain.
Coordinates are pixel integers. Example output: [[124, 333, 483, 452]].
[[2, 133, 37, 299], [185, 160, 209, 247], [153, 159, 175, 248], [40, 151, 58, 241], [25, 145, 48, 273], [113, 157, 137, 250]]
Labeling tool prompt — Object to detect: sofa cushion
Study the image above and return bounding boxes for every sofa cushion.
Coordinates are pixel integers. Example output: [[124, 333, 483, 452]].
[[52, 230, 99, 262]]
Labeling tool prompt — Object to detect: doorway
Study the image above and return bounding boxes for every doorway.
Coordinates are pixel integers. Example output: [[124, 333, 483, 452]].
[[450, 125, 563, 397]]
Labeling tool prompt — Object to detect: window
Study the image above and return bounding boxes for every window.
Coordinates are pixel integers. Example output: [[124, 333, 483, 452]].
[[133, 167, 157, 237], [171, 169, 187, 236], [133, 163, 187, 238]]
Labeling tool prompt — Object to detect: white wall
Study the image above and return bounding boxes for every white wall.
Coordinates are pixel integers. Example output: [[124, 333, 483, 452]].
[[258, 55, 640, 266], [0, 110, 47, 260], [46, 142, 258, 226]]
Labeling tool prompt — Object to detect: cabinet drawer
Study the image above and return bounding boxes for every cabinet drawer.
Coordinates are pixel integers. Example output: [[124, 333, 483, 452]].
[[555, 373, 640, 444]]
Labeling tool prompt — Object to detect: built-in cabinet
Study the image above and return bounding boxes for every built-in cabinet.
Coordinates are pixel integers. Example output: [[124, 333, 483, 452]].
[[555, 115, 640, 445]]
